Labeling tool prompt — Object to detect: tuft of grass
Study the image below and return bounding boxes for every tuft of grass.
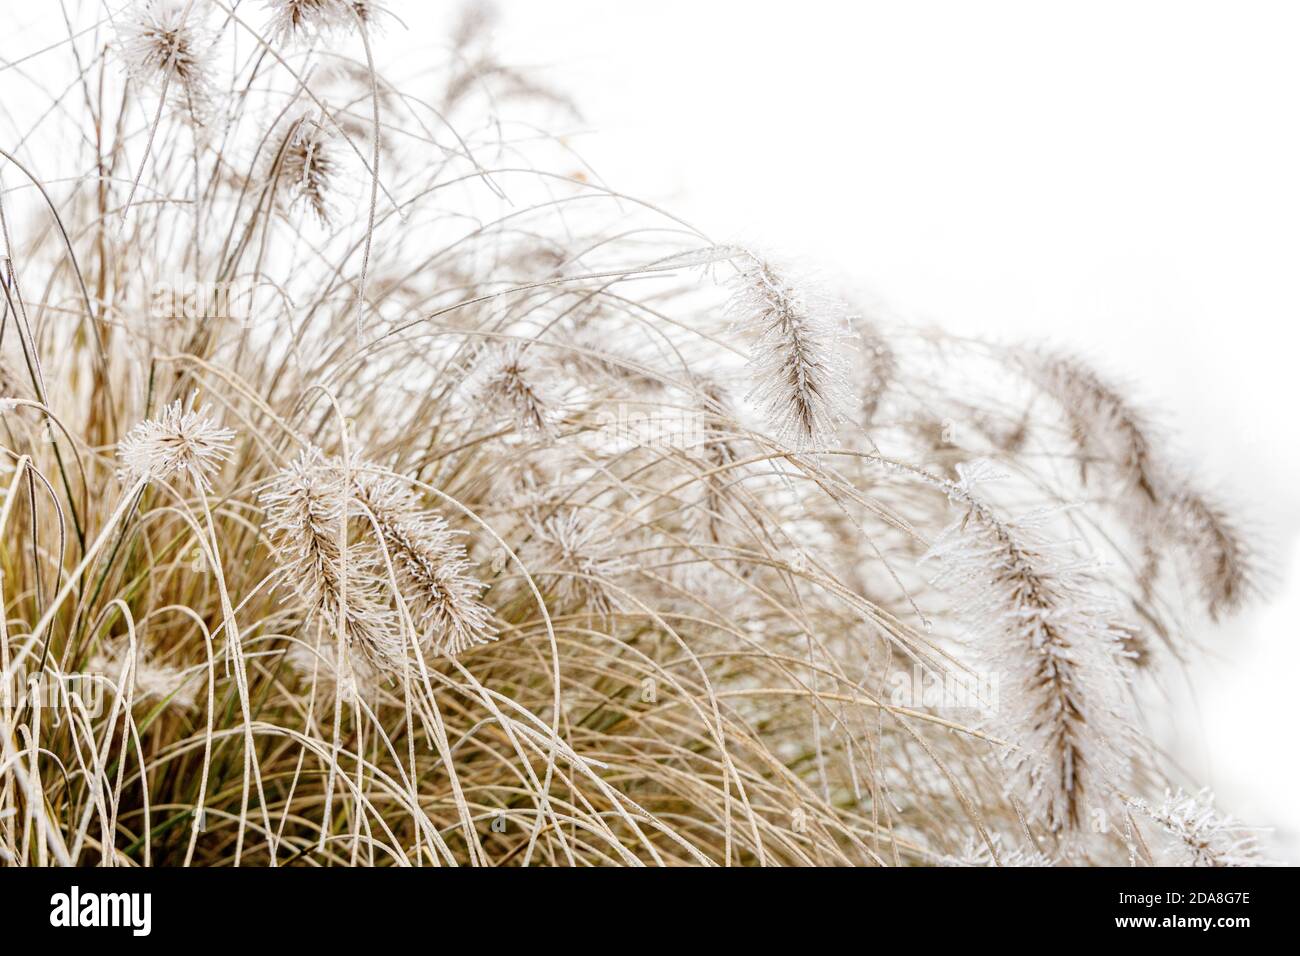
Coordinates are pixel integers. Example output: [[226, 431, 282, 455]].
[[0, 0, 1271, 866]]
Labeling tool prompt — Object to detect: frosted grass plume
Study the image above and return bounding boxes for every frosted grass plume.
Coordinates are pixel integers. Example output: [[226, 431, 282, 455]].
[[524, 509, 629, 618], [466, 342, 559, 440], [87, 643, 198, 712], [264, 0, 374, 43], [1021, 350, 1255, 620], [270, 112, 339, 225], [262, 448, 402, 672], [116, 0, 218, 120], [727, 255, 853, 451], [1131, 789, 1266, 867], [925, 461, 1137, 834], [116, 395, 235, 491], [351, 467, 497, 657]]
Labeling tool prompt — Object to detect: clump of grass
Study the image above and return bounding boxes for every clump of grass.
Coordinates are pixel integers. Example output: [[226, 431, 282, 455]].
[[0, 0, 1274, 866]]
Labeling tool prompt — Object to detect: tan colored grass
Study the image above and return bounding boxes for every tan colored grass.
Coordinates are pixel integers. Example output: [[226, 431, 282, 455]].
[[0, 0, 1268, 867]]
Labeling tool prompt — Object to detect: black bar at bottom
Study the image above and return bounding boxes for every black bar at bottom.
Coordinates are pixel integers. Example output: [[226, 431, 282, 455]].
[[0, 864, 1288, 943]]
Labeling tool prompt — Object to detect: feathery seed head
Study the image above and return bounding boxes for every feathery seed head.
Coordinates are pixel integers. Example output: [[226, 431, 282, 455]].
[[116, 0, 217, 118], [1165, 485, 1255, 621], [286, 639, 381, 705], [1024, 351, 1256, 622], [346, 0, 387, 26], [926, 461, 1137, 833], [524, 510, 628, 618], [856, 322, 895, 426], [265, 0, 360, 42], [1131, 789, 1265, 867], [117, 395, 234, 490], [88, 643, 197, 712], [352, 469, 496, 658], [467, 342, 559, 440], [728, 256, 853, 451], [263, 449, 402, 671], [274, 113, 338, 225], [1024, 351, 1163, 505]]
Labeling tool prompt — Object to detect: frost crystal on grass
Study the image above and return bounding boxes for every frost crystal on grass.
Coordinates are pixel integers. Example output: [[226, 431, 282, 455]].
[[728, 257, 853, 451], [466, 342, 559, 440], [117, 396, 235, 491], [945, 835, 1055, 867], [262, 449, 402, 671], [1131, 789, 1265, 867], [924, 461, 1136, 833], [353, 469, 496, 657], [116, 0, 217, 119]]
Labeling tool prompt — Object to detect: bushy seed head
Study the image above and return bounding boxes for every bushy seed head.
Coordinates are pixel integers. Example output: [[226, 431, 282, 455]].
[[466, 342, 558, 440], [352, 469, 496, 658], [265, 0, 373, 43], [1131, 789, 1265, 867], [925, 461, 1136, 834], [117, 395, 235, 491], [273, 114, 338, 225], [263, 449, 402, 671], [728, 257, 853, 451], [524, 510, 628, 618], [116, 0, 218, 119]]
